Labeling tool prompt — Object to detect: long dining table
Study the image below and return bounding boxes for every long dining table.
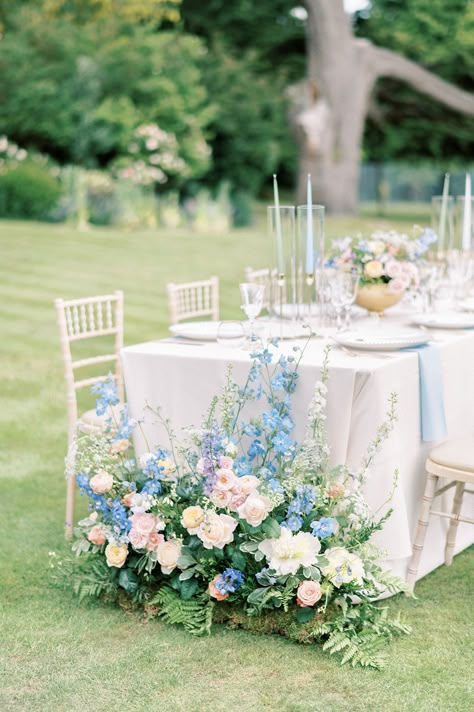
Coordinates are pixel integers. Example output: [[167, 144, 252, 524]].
[[121, 314, 474, 584]]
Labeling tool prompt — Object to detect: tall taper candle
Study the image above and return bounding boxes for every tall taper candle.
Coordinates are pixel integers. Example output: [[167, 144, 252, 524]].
[[305, 174, 314, 274], [273, 174, 285, 274], [438, 172, 449, 252], [462, 173, 472, 251]]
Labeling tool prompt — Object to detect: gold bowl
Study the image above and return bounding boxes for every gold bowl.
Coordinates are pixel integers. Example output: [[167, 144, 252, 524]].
[[355, 283, 403, 316]]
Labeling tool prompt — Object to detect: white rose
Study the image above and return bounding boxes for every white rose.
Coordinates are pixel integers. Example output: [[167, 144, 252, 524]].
[[156, 539, 182, 575], [237, 492, 273, 527]]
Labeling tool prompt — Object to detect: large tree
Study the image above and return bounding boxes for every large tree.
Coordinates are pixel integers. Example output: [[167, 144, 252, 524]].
[[291, 0, 474, 213]]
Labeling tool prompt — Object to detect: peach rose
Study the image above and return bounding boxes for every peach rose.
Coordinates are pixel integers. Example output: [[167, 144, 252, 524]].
[[210, 488, 232, 508], [297, 580, 322, 607], [364, 260, 384, 279], [239, 475, 260, 495], [122, 492, 135, 508], [197, 512, 237, 549], [237, 492, 273, 527], [157, 459, 176, 479], [219, 455, 234, 469], [215, 468, 237, 491], [129, 512, 156, 536], [110, 438, 130, 454], [181, 505, 205, 534], [146, 532, 165, 552], [327, 483, 345, 499], [129, 529, 148, 549], [88, 524, 107, 546], [105, 542, 128, 568], [208, 575, 228, 601], [89, 469, 114, 495], [156, 539, 182, 574]]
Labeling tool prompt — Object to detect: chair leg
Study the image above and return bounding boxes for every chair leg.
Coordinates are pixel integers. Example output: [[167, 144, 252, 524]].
[[406, 472, 438, 592], [444, 481, 465, 566]]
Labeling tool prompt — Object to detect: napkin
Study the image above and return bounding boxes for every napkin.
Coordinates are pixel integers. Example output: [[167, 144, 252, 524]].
[[403, 344, 448, 442]]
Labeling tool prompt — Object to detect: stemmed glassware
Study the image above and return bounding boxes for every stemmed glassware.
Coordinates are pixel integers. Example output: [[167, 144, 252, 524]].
[[328, 269, 360, 331], [418, 262, 443, 312], [239, 283, 265, 341]]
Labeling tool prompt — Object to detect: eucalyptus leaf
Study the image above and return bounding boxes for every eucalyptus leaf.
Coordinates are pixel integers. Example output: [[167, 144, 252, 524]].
[[262, 517, 281, 538], [179, 567, 197, 581], [239, 540, 259, 553]]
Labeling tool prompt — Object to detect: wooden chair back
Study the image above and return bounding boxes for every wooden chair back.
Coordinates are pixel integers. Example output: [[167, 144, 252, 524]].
[[55, 291, 124, 446], [167, 276, 219, 324]]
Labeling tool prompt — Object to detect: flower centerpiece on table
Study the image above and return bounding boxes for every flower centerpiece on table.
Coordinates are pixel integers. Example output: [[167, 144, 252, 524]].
[[54, 341, 410, 670], [331, 228, 437, 314]]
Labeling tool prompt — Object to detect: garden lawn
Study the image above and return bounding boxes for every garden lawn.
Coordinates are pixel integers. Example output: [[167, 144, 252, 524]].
[[0, 213, 473, 712]]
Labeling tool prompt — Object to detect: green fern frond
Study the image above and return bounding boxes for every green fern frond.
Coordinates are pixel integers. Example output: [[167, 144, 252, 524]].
[[150, 586, 214, 636]]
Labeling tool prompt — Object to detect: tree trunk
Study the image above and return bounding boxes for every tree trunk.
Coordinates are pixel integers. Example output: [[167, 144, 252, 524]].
[[289, 0, 474, 215]]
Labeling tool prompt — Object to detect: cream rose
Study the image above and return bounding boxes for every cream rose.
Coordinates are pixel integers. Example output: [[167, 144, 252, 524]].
[[89, 469, 114, 495], [364, 260, 384, 279], [109, 438, 130, 454], [237, 492, 273, 527], [181, 505, 205, 534], [197, 512, 237, 549], [87, 524, 107, 546], [297, 580, 322, 607], [105, 542, 128, 568], [210, 488, 232, 508], [215, 468, 237, 490], [156, 539, 182, 574], [219, 455, 234, 469]]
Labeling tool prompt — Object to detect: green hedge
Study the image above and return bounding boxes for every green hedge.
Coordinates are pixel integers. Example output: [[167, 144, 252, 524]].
[[0, 162, 61, 220]]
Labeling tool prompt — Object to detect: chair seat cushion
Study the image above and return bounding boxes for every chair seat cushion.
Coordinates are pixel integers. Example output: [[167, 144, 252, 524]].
[[429, 437, 474, 473], [78, 403, 126, 435]]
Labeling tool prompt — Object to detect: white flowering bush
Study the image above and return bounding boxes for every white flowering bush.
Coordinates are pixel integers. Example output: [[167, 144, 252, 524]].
[[55, 342, 410, 669]]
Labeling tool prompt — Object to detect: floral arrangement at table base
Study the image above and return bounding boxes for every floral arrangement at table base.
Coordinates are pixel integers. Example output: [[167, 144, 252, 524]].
[[331, 228, 437, 315], [54, 341, 410, 670]]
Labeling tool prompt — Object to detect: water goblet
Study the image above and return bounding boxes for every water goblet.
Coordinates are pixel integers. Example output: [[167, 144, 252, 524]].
[[239, 283, 265, 342], [328, 269, 360, 331]]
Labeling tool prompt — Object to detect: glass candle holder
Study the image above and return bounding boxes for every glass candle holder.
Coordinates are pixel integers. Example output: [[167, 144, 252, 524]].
[[455, 196, 473, 252], [431, 195, 454, 256], [267, 205, 296, 320], [296, 204, 325, 321]]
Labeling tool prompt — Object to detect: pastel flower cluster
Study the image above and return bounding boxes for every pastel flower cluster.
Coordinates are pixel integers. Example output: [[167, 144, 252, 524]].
[[331, 228, 437, 292], [66, 343, 406, 667]]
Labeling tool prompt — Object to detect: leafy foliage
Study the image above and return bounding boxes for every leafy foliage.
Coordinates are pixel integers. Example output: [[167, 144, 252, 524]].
[[150, 586, 214, 636]]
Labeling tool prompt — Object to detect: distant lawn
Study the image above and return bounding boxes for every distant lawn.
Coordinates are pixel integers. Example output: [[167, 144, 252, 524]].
[[0, 213, 472, 712]]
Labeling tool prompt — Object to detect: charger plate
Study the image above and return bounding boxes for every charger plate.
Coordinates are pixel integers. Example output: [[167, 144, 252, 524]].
[[333, 328, 430, 351]]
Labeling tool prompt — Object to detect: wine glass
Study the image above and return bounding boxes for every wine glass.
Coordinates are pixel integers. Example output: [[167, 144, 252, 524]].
[[239, 283, 265, 341], [328, 269, 360, 331]]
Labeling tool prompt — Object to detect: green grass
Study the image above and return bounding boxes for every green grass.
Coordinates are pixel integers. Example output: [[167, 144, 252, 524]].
[[1, 209, 473, 712]]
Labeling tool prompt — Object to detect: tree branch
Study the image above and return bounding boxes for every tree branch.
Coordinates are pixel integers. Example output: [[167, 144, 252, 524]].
[[368, 43, 474, 116]]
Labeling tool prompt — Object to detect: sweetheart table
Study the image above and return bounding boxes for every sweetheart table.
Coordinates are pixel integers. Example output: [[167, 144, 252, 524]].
[[121, 320, 474, 584]]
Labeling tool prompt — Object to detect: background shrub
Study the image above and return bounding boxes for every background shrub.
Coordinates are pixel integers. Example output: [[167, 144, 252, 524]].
[[0, 162, 62, 220]]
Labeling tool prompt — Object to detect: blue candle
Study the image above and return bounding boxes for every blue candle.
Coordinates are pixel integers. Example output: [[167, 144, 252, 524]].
[[305, 174, 314, 274], [273, 174, 285, 274]]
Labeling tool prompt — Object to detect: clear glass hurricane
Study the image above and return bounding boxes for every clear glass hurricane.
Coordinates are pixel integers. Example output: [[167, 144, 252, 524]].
[[239, 282, 265, 341]]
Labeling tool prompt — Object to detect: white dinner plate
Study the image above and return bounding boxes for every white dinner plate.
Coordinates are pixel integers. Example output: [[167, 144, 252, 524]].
[[410, 312, 474, 329], [169, 321, 242, 341], [333, 328, 430, 351], [273, 303, 365, 320], [460, 298, 474, 313]]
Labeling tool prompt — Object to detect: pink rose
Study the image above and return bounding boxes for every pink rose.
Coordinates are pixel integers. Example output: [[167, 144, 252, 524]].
[[219, 455, 234, 469], [237, 492, 273, 527], [129, 529, 148, 549], [327, 483, 345, 499], [129, 512, 156, 536], [388, 277, 407, 294], [297, 580, 322, 607], [89, 470, 114, 494], [239, 475, 260, 495], [88, 524, 107, 546], [228, 485, 247, 512], [385, 260, 402, 279], [146, 532, 165, 551], [208, 574, 228, 601], [210, 488, 232, 508], [215, 468, 237, 490]]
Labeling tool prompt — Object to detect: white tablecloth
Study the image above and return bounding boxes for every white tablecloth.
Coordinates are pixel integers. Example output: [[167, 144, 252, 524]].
[[121, 320, 474, 583]]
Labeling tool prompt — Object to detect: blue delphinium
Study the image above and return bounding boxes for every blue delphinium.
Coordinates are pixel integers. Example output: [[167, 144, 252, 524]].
[[91, 373, 120, 416], [311, 517, 338, 539], [214, 568, 245, 596]]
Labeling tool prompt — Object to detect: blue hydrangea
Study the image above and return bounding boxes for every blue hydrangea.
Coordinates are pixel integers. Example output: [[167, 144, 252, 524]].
[[311, 517, 338, 539], [214, 568, 245, 595]]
